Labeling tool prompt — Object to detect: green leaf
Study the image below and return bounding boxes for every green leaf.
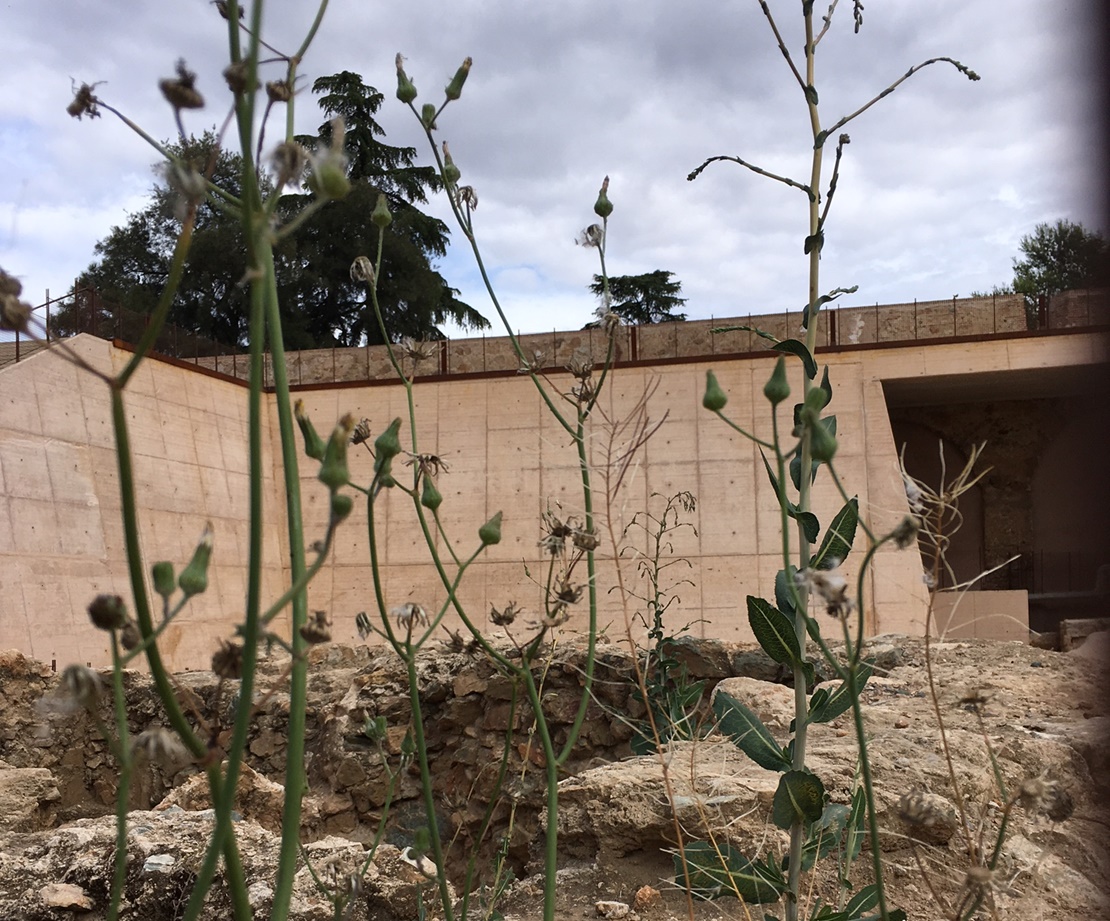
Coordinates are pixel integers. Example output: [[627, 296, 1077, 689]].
[[810, 498, 859, 570], [747, 596, 802, 667], [678, 841, 786, 903], [775, 565, 798, 617], [804, 230, 825, 255], [761, 451, 820, 543], [844, 884, 880, 918], [808, 660, 874, 724], [799, 802, 852, 872], [771, 338, 817, 379], [804, 84, 819, 105], [713, 692, 791, 772], [802, 286, 858, 329], [772, 770, 827, 830], [844, 786, 867, 866], [789, 416, 836, 489]]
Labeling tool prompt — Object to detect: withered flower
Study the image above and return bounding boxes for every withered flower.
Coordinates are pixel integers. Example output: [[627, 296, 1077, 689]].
[[88, 594, 128, 631], [66, 81, 102, 120], [60, 664, 101, 709], [160, 60, 205, 111], [392, 602, 429, 631], [271, 141, 307, 188], [266, 79, 294, 104], [300, 610, 332, 645], [223, 61, 252, 95], [211, 640, 243, 679], [490, 601, 520, 627], [349, 418, 372, 446]]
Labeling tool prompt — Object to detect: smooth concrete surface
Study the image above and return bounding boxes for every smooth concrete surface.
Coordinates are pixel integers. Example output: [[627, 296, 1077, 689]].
[[2, 320, 1104, 671]]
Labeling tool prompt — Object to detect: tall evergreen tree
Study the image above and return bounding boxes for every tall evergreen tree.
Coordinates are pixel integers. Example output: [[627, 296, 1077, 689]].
[[589, 270, 687, 324], [60, 72, 488, 350]]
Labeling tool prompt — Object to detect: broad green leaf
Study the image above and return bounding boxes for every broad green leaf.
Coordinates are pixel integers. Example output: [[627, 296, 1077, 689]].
[[808, 660, 874, 724], [678, 841, 786, 903], [775, 566, 799, 617], [810, 498, 859, 570], [714, 691, 790, 772], [802, 286, 858, 329], [747, 596, 801, 666], [772, 770, 827, 830], [771, 338, 817, 379], [844, 884, 880, 918]]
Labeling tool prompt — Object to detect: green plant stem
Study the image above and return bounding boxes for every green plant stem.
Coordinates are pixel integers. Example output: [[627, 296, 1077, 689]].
[[106, 636, 132, 921], [261, 244, 312, 921], [404, 654, 456, 921], [518, 664, 562, 921]]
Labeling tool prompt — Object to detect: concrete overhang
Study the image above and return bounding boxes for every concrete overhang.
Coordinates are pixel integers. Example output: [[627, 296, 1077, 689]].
[[881, 362, 1109, 408]]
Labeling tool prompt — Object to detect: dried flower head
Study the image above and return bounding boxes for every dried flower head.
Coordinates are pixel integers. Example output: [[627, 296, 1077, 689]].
[[400, 337, 437, 366], [132, 727, 187, 766], [119, 620, 142, 651], [594, 307, 621, 336], [211, 640, 243, 679], [300, 610, 332, 645], [67, 81, 103, 120], [355, 610, 372, 640], [891, 515, 919, 550], [349, 256, 374, 284], [490, 601, 520, 627], [164, 161, 208, 220], [271, 141, 307, 188], [0, 292, 31, 333], [214, 0, 244, 20], [223, 61, 252, 95], [1018, 775, 1074, 821], [350, 418, 372, 446], [160, 59, 205, 111], [265, 79, 294, 104], [392, 602, 430, 631], [571, 526, 600, 552], [87, 594, 128, 631], [554, 580, 584, 606], [518, 349, 546, 374], [565, 347, 593, 380], [452, 185, 478, 211], [60, 664, 101, 709], [795, 564, 853, 619], [406, 452, 449, 479], [576, 223, 604, 248]]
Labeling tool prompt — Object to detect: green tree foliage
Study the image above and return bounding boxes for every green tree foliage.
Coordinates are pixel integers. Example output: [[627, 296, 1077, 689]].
[[57, 134, 255, 347], [588, 270, 687, 324], [280, 71, 489, 345], [1011, 219, 1109, 304], [58, 72, 489, 350]]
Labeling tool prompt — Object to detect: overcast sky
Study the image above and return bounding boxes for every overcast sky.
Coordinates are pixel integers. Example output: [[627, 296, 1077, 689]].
[[1, 0, 1104, 339]]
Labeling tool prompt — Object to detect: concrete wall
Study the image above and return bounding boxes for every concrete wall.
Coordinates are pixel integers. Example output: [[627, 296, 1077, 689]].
[[2, 319, 1106, 671]]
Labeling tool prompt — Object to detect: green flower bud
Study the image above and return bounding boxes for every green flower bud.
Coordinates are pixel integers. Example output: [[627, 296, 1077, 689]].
[[152, 562, 176, 600], [319, 414, 356, 491], [804, 384, 828, 412], [330, 493, 354, 522], [88, 594, 128, 631], [444, 56, 472, 101], [593, 176, 613, 219], [420, 103, 438, 130], [808, 415, 838, 463], [442, 142, 460, 185], [421, 476, 443, 511], [763, 356, 790, 406], [295, 400, 327, 461], [395, 53, 418, 104], [371, 193, 392, 230], [479, 511, 503, 546], [702, 370, 728, 411], [307, 159, 350, 201], [374, 418, 403, 465], [178, 524, 214, 598]]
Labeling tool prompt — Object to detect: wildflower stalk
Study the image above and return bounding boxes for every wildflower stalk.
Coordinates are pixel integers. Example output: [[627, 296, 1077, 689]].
[[106, 635, 132, 921]]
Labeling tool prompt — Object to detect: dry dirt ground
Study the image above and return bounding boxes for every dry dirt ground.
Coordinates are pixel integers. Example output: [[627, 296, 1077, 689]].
[[0, 631, 1107, 921]]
